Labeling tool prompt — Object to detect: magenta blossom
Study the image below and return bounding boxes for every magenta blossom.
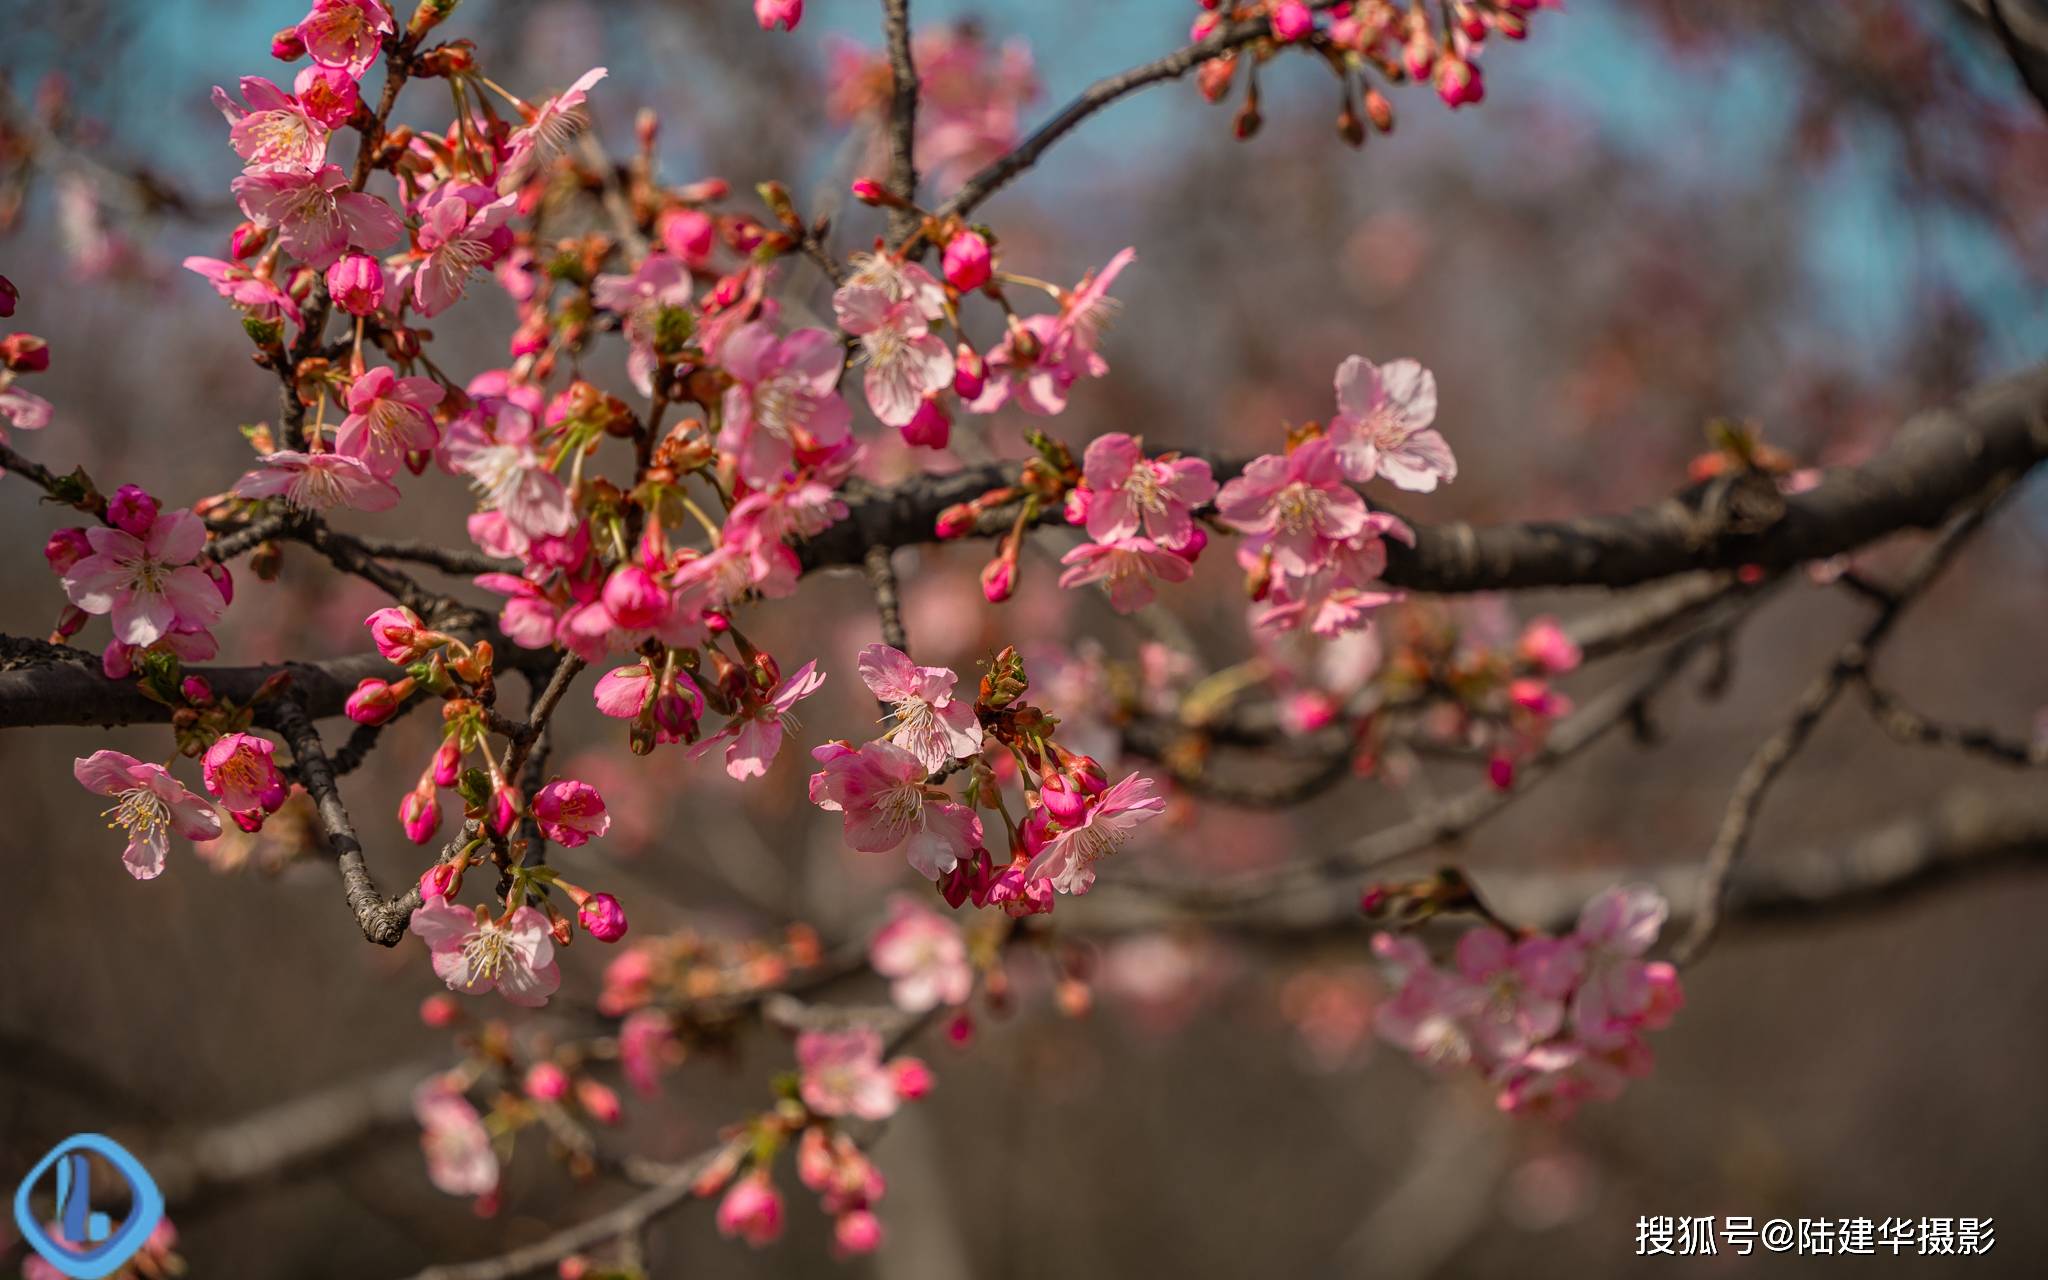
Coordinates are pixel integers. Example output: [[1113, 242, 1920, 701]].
[[717, 323, 854, 486], [409, 897, 562, 1007], [408, 184, 517, 317], [1326, 355, 1456, 493], [296, 0, 394, 77], [326, 252, 384, 315], [869, 895, 973, 1012], [232, 163, 402, 269], [797, 1029, 900, 1120], [942, 229, 992, 291], [1058, 536, 1195, 613], [336, 366, 443, 476], [1073, 432, 1216, 549], [1024, 771, 1165, 895], [858, 643, 983, 773], [61, 509, 225, 647], [234, 450, 399, 512], [74, 750, 222, 879], [809, 739, 985, 880], [201, 732, 290, 828], [532, 778, 611, 847], [691, 659, 827, 781]]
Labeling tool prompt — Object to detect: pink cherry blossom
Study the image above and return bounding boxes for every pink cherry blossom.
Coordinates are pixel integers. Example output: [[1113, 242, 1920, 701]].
[[326, 252, 384, 315], [691, 659, 826, 781], [60, 509, 225, 647], [591, 252, 692, 395], [201, 732, 289, 827], [412, 1078, 500, 1198], [717, 323, 854, 486], [293, 64, 362, 129], [232, 163, 402, 269], [74, 750, 222, 879], [213, 76, 328, 172], [1058, 536, 1195, 613], [836, 286, 955, 427], [1023, 771, 1165, 895], [365, 604, 434, 662], [440, 398, 575, 546], [942, 229, 992, 291], [336, 366, 443, 476], [408, 897, 563, 1007], [755, 0, 803, 32], [1518, 617, 1582, 674], [297, 0, 394, 77], [183, 256, 303, 328], [532, 778, 611, 847], [233, 449, 400, 512], [1453, 927, 1582, 1061], [1074, 432, 1217, 549], [498, 67, 608, 193], [0, 380, 53, 438], [1216, 438, 1373, 578], [1374, 964, 1482, 1071], [858, 643, 982, 773], [1570, 884, 1669, 1043], [809, 739, 985, 879], [798, 1028, 900, 1120], [869, 896, 973, 1012], [409, 184, 517, 317], [1327, 355, 1457, 492]]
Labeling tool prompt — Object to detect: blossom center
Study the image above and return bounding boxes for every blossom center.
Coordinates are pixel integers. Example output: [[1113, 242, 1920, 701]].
[[462, 925, 514, 983], [104, 787, 170, 843]]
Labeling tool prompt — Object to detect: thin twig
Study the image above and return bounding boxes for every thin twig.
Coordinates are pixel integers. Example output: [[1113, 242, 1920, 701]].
[[881, 0, 921, 244]]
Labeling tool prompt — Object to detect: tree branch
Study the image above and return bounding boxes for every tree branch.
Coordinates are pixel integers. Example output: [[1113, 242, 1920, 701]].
[[273, 696, 422, 946]]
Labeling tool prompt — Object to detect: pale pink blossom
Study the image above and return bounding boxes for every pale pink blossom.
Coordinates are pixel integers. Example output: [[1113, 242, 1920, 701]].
[[1024, 771, 1165, 895], [183, 256, 303, 328], [498, 67, 608, 193], [213, 76, 329, 172], [836, 286, 955, 427], [591, 252, 692, 395], [412, 1078, 500, 1198], [692, 659, 826, 780], [61, 510, 224, 647], [1453, 928, 1582, 1061], [1374, 965, 1482, 1071], [1216, 438, 1372, 577], [297, 0, 394, 77], [408, 897, 563, 1007], [74, 750, 222, 879], [858, 643, 982, 772], [869, 896, 973, 1012], [839, 251, 947, 319], [409, 184, 517, 317], [1073, 432, 1216, 549], [233, 449, 400, 512], [798, 1029, 900, 1119], [440, 398, 576, 546], [0, 382, 53, 438], [1570, 885, 1669, 1044], [717, 1172, 785, 1246], [232, 163, 402, 269], [336, 366, 443, 476], [1327, 355, 1456, 492], [717, 323, 853, 486], [1058, 536, 1195, 613], [809, 740, 985, 879], [532, 778, 611, 847]]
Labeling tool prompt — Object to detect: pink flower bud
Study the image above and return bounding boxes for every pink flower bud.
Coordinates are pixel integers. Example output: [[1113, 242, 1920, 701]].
[[488, 786, 521, 836], [1269, 1, 1314, 42], [934, 502, 977, 540], [601, 564, 668, 631], [1517, 617, 1582, 674], [419, 994, 461, 1027], [980, 553, 1015, 604], [346, 677, 405, 725], [575, 1078, 622, 1125], [1038, 773, 1088, 825], [658, 207, 716, 269], [1172, 526, 1208, 561], [941, 230, 992, 291], [365, 605, 431, 662], [229, 221, 269, 260], [754, 0, 802, 30], [205, 559, 235, 605], [952, 343, 985, 399], [0, 274, 15, 317], [834, 1209, 883, 1256], [1486, 752, 1515, 791], [524, 1061, 571, 1102], [717, 1172, 785, 1246], [419, 858, 459, 900], [43, 527, 91, 574], [401, 788, 443, 844], [899, 396, 951, 450], [54, 605, 88, 639], [577, 892, 629, 942], [181, 675, 215, 705], [1434, 56, 1484, 108], [326, 253, 385, 316], [106, 484, 158, 536], [270, 25, 306, 60], [888, 1057, 934, 1101], [946, 1011, 974, 1045], [0, 333, 49, 373], [850, 177, 889, 206], [432, 738, 462, 787]]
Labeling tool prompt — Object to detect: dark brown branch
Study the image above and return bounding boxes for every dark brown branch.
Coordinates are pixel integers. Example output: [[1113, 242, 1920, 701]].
[[880, 0, 921, 244], [1676, 482, 2018, 964], [864, 543, 909, 652], [1855, 675, 2048, 767], [272, 696, 422, 946]]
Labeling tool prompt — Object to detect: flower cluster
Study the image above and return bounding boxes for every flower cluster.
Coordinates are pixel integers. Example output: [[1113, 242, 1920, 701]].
[[827, 23, 1040, 188], [50, 486, 232, 676], [811, 646, 1165, 908], [1370, 883, 1684, 1116], [1378, 602, 1583, 788]]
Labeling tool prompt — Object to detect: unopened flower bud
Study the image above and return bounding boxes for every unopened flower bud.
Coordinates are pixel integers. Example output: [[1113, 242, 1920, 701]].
[[942, 230, 992, 291], [1, 333, 51, 373], [419, 994, 461, 1027], [106, 484, 158, 536], [575, 1078, 622, 1125], [524, 1061, 571, 1102], [270, 26, 306, 60], [578, 892, 629, 942], [327, 254, 385, 316]]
